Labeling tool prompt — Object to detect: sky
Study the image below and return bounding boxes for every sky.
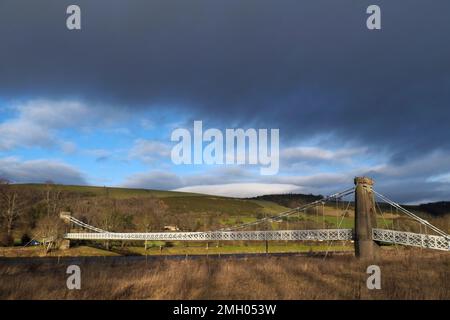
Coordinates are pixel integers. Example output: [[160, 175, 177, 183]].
[[1, 0, 450, 203]]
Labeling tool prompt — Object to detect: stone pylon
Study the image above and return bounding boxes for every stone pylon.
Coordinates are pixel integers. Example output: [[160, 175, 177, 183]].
[[354, 177, 379, 259]]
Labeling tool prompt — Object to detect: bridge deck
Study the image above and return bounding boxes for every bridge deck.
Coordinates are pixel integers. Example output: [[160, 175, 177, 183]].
[[372, 228, 449, 251], [65, 229, 354, 241]]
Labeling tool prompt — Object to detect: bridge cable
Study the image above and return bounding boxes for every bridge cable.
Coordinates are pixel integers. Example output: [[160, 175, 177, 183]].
[[66, 216, 109, 233], [216, 187, 355, 232], [324, 197, 353, 259], [374, 196, 399, 253], [373, 190, 449, 239]]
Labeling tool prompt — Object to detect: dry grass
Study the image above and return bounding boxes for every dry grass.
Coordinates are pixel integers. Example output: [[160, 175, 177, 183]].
[[0, 249, 448, 300], [0, 242, 353, 258], [0, 246, 119, 258]]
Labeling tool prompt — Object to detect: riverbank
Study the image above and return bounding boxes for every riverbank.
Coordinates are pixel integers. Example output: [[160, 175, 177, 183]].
[[0, 249, 448, 299]]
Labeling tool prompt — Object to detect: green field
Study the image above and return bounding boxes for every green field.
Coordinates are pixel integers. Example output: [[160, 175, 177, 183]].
[[125, 243, 353, 255]]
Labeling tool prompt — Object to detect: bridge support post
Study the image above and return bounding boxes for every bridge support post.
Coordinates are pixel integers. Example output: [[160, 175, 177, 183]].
[[354, 177, 379, 259]]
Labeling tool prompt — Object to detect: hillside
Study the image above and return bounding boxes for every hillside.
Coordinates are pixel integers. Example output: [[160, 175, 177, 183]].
[[0, 183, 294, 246], [252, 193, 450, 218], [16, 183, 204, 199], [417, 202, 450, 217], [16, 184, 450, 216], [249, 193, 323, 209], [15, 183, 290, 216]]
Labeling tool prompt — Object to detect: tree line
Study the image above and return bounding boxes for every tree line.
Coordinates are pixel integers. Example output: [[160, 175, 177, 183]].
[[0, 180, 172, 247]]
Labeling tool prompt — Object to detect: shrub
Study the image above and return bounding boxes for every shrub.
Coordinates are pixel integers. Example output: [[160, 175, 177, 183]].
[[164, 241, 174, 248], [21, 233, 32, 245]]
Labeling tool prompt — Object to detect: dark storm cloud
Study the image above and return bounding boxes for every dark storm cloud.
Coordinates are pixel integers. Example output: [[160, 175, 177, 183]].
[[0, 157, 87, 185], [1, 0, 450, 162]]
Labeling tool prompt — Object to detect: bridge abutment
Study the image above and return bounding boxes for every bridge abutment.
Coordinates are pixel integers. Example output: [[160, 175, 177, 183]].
[[354, 177, 379, 259]]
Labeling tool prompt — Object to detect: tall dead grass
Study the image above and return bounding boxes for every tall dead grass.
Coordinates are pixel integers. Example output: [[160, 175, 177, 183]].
[[0, 249, 448, 299]]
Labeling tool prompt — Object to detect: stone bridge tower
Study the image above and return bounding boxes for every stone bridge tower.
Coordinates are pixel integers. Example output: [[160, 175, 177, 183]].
[[354, 177, 379, 259]]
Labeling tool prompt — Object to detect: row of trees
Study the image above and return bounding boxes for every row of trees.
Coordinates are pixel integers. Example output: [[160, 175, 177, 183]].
[[66, 195, 168, 232], [0, 179, 66, 246], [0, 180, 173, 247]]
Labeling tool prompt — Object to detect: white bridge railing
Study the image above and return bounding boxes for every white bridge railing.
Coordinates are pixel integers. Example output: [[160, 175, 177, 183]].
[[64, 228, 450, 251], [65, 229, 354, 241], [372, 228, 449, 251]]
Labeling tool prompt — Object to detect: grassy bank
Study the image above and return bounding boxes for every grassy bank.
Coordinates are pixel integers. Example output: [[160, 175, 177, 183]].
[[0, 248, 448, 299], [0, 242, 354, 257]]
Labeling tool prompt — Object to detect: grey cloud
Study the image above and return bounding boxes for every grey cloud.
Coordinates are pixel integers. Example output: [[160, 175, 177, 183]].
[[122, 170, 184, 190], [1, 1, 450, 202], [128, 139, 171, 164], [358, 152, 450, 203], [280, 146, 367, 168], [175, 183, 304, 198], [0, 157, 87, 185], [0, 99, 127, 151], [184, 167, 256, 186], [121, 166, 254, 190], [363, 151, 450, 180], [120, 166, 349, 196], [120, 150, 450, 202], [372, 180, 450, 205], [1, 0, 450, 160]]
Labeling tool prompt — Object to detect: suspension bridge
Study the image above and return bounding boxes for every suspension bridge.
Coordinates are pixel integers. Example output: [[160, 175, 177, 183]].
[[60, 177, 450, 258]]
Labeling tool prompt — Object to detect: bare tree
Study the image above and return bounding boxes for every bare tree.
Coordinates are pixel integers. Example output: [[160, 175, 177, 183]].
[[44, 180, 62, 218], [0, 179, 15, 238], [134, 197, 167, 250], [33, 215, 65, 253], [0, 179, 36, 246]]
